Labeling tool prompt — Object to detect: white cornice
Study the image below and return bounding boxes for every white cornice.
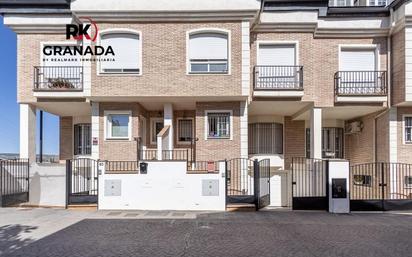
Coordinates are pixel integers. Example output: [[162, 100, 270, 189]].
[[71, 10, 260, 22]]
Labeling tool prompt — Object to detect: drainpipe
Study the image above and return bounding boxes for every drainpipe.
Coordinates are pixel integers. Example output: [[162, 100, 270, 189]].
[[39, 110, 43, 163], [250, 0, 265, 32]]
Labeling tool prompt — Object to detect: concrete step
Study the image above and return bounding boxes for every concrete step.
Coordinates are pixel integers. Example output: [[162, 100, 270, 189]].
[[67, 204, 97, 211], [226, 203, 256, 212]]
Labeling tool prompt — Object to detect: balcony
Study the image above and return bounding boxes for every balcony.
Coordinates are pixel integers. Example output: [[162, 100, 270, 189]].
[[253, 65, 304, 98], [334, 71, 387, 103], [34, 66, 83, 92]]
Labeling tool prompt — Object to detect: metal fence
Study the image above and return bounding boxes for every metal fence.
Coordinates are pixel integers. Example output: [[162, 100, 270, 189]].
[[67, 158, 98, 205], [106, 161, 139, 173], [254, 65, 303, 90], [0, 159, 29, 207], [350, 162, 412, 211], [34, 66, 84, 91], [334, 71, 387, 96], [291, 157, 328, 210]]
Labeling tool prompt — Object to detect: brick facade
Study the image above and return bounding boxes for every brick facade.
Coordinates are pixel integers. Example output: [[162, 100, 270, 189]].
[[284, 117, 306, 168], [397, 107, 412, 163], [59, 116, 73, 160], [195, 102, 241, 161], [91, 22, 243, 98], [250, 33, 388, 107]]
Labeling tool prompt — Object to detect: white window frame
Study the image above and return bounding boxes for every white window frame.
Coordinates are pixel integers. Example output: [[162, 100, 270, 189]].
[[204, 110, 233, 140], [186, 28, 231, 75], [403, 115, 412, 144], [338, 44, 380, 71], [256, 41, 299, 66], [176, 117, 194, 145], [104, 110, 132, 140], [150, 117, 164, 145], [97, 28, 142, 76]]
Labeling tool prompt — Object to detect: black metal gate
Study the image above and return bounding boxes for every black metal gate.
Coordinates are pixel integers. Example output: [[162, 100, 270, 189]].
[[292, 158, 329, 210], [350, 162, 412, 211], [226, 158, 255, 205], [226, 158, 271, 210], [0, 159, 30, 207], [256, 159, 270, 209], [66, 158, 99, 205]]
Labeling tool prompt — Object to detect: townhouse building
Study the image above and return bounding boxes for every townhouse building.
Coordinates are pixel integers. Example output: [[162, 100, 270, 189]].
[[1, 0, 412, 210]]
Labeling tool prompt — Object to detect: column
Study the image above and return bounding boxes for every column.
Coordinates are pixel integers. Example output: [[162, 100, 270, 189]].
[[310, 107, 322, 159], [240, 101, 248, 159], [91, 102, 100, 160], [20, 104, 36, 163], [163, 103, 173, 150]]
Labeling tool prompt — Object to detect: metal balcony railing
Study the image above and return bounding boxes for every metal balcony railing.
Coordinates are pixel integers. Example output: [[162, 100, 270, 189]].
[[34, 66, 83, 91], [334, 71, 387, 96], [254, 65, 303, 90]]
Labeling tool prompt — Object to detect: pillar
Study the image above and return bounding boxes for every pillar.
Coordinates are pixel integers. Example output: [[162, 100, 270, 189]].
[[19, 104, 36, 163], [310, 108, 322, 159]]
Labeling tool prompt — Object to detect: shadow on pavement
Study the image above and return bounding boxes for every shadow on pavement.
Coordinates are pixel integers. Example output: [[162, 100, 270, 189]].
[[0, 224, 37, 256]]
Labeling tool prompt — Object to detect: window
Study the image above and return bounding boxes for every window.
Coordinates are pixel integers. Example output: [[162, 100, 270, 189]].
[[177, 118, 193, 143], [340, 48, 376, 72], [74, 124, 91, 155], [369, 0, 386, 6], [188, 31, 229, 74], [306, 128, 344, 159], [353, 175, 372, 187], [257, 43, 298, 89], [100, 32, 141, 74], [206, 112, 231, 139], [249, 123, 283, 155], [404, 116, 412, 144], [105, 111, 131, 140], [151, 118, 164, 144], [405, 176, 412, 188]]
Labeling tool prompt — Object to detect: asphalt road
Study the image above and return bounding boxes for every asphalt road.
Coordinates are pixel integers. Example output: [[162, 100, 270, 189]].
[[1, 210, 412, 257]]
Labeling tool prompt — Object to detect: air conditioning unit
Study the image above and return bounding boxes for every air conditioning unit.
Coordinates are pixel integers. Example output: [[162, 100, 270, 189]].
[[345, 121, 363, 134]]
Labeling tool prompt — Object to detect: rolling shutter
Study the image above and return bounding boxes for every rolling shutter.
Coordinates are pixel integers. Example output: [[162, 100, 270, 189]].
[[100, 33, 140, 70], [340, 49, 376, 71], [189, 33, 228, 60], [258, 44, 296, 66]]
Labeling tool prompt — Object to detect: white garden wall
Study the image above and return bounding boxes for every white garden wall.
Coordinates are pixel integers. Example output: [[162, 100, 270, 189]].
[[98, 161, 226, 211], [28, 163, 67, 207]]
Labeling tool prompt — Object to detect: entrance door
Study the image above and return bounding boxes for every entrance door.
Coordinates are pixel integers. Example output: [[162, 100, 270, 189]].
[[67, 158, 98, 205], [226, 158, 255, 204], [256, 159, 271, 209]]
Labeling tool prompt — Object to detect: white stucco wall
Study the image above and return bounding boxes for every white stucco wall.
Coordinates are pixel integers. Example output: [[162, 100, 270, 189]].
[[28, 163, 67, 207], [98, 161, 226, 211], [270, 171, 291, 207]]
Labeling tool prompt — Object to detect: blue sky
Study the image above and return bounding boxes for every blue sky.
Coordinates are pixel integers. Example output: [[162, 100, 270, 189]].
[[0, 17, 59, 155]]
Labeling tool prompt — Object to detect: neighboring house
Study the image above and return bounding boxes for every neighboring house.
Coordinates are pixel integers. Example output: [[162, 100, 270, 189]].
[[0, 0, 411, 173]]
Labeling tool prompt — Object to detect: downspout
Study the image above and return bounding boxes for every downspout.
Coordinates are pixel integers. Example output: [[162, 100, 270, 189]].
[[250, 0, 265, 32]]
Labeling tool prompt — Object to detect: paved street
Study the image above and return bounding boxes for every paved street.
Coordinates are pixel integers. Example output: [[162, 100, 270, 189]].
[[0, 208, 412, 257]]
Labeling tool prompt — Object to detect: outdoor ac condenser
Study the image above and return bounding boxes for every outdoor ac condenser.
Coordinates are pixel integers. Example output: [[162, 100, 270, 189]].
[[345, 121, 363, 134]]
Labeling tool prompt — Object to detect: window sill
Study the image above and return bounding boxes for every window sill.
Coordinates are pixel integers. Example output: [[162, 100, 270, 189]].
[[187, 72, 230, 76], [105, 137, 132, 141], [207, 137, 231, 140], [97, 72, 142, 77]]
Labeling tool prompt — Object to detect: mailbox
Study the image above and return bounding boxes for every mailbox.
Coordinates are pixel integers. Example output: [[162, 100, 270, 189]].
[[328, 161, 350, 213], [332, 178, 347, 199], [140, 162, 148, 174]]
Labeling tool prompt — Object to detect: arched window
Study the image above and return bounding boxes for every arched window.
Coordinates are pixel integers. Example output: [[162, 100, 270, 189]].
[[100, 31, 141, 74], [188, 31, 229, 74]]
